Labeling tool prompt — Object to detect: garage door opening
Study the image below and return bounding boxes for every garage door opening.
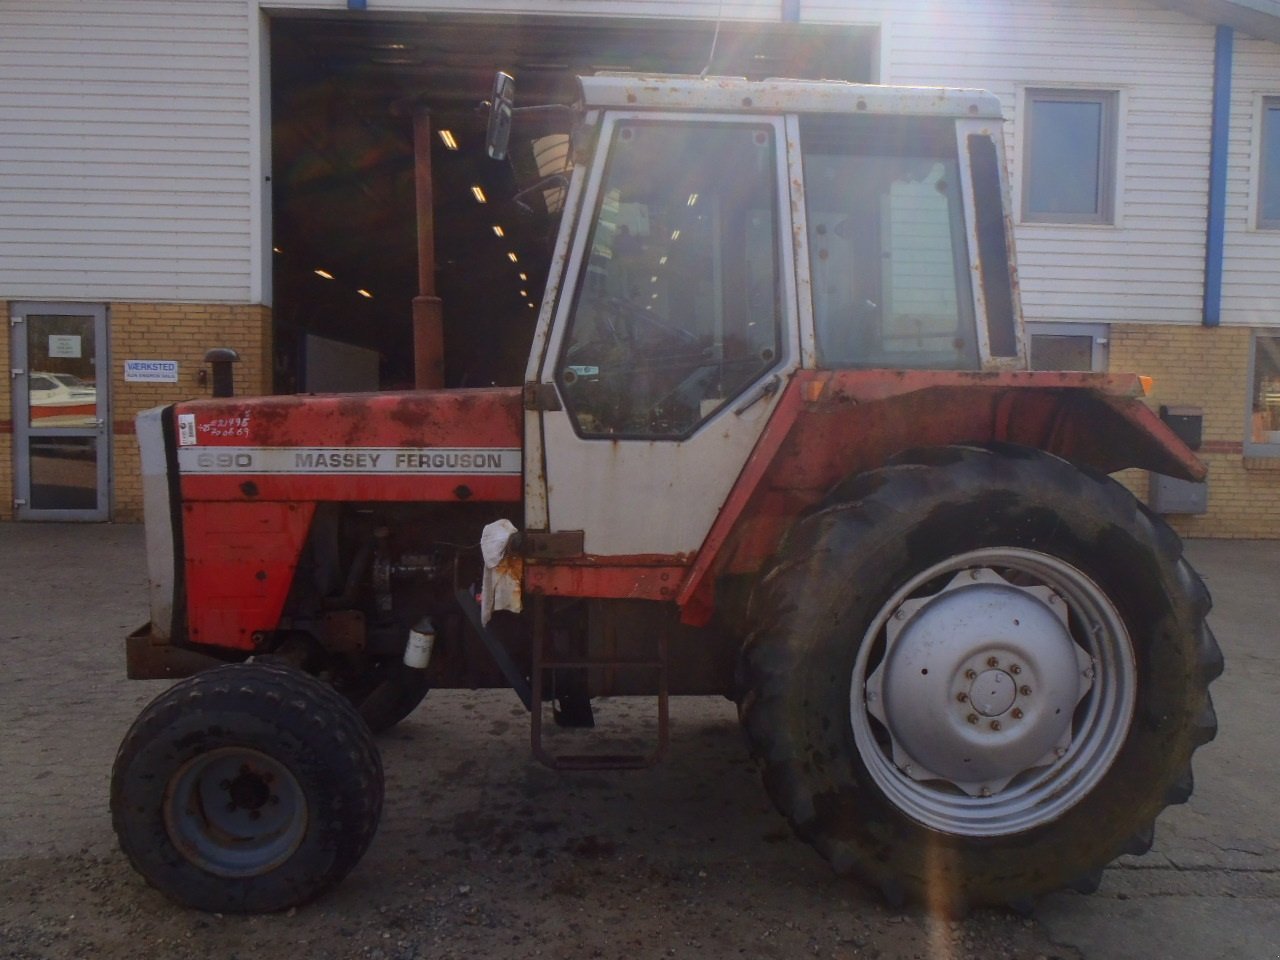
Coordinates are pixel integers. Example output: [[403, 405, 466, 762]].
[[269, 13, 876, 392]]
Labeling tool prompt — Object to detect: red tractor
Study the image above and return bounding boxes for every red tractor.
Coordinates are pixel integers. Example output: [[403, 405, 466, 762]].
[[111, 74, 1220, 915]]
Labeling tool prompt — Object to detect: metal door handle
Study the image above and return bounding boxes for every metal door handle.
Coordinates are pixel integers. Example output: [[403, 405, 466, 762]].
[[734, 374, 781, 416]]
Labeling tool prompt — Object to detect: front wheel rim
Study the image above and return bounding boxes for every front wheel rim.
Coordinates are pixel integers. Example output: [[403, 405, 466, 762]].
[[850, 547, 1136, 837], [164, 746, 308, 877]]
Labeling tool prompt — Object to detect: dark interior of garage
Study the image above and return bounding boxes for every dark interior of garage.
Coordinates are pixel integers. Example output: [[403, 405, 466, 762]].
[[269, 13, 876, 393]]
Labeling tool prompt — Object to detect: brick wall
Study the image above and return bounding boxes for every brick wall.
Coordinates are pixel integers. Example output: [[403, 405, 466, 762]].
[[5, 306, 1277, 536], [1108, 322, 1280, 538], [110, 303, 272, 521], [1, 301, 271, 522]]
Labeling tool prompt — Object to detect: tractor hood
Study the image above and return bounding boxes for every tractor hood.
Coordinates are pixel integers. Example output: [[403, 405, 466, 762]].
[[169, 387, 524, 504]]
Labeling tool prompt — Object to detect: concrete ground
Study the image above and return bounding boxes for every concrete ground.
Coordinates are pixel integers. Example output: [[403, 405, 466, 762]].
[[0, 523, 1275, 959]]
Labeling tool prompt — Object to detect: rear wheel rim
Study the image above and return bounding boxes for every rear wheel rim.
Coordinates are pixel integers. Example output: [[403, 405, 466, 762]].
[[850, 547, 1136, 837], [163, 746, 308, 877]]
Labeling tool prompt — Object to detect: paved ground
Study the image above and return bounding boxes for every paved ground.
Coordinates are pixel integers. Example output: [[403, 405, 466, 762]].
[[0, 523, 1276, 960]]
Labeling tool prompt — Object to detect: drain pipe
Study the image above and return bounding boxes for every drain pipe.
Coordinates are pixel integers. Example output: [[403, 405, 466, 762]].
[[1203, 25, 1233, 327]]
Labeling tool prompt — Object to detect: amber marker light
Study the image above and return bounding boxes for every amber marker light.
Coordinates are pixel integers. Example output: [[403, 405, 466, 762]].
[[1139, 375, 1155, 395]]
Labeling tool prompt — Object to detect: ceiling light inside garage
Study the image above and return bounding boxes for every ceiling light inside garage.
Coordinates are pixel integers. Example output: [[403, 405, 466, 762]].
[[438, 129, 459, 150], [471, 185, 487, 204]]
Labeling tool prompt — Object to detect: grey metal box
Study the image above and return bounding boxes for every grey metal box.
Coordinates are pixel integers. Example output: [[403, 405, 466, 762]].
[[1149, 473, 1208, 515]]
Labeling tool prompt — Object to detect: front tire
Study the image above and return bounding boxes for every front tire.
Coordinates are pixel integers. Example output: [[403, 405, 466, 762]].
[[738, 445, 1221, 911], [111, 662, 384, 913]]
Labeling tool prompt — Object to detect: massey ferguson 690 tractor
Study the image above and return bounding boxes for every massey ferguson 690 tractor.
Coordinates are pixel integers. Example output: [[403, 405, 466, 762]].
[[111, 73, 1221, 916]]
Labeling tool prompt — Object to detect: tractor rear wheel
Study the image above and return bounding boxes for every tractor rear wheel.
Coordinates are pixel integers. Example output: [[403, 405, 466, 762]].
[[111, 662, 383, 913], [738, 444, 1221, 912]]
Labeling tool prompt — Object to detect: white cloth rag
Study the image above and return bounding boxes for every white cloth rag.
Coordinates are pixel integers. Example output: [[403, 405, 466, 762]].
[[480, 519, 523, 625]]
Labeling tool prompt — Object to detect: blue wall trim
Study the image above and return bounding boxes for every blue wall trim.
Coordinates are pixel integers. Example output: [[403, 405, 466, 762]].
[[1204, 25, 1233, 328]]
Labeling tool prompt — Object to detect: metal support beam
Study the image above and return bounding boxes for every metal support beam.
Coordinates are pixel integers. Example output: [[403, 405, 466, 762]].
[[412, 106, 445, 387]]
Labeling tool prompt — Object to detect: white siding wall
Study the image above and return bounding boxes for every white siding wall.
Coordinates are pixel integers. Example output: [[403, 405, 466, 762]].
[[1222, 34, 1280, 325], [0, 1, 260, 303], [261, 0, 777, 17], [803, 0, 1218, 328]]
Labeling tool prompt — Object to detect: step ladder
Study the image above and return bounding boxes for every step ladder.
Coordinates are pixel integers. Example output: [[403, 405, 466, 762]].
[[530, 596, 669, 770]]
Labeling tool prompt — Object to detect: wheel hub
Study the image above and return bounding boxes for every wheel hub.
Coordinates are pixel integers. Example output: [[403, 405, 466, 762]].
[[865, 566, 1094, 797], [969, 669, 1015, 717], [164, 747, 307, 878]]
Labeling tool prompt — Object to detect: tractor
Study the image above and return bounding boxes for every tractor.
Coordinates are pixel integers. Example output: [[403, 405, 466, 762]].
[[110, 73, 1220, 915]]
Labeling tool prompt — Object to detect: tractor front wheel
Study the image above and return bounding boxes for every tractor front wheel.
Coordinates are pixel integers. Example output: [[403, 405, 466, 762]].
[[738, 444, 1221, 912], [111, 662, 383, 913]]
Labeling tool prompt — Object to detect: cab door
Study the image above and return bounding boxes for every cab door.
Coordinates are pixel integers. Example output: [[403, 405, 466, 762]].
[[534, 113, 798, 557]]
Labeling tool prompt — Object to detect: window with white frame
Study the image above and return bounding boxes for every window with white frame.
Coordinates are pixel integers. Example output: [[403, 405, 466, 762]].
[[1248, 333, 1280, 455], [1027, 322, 1109, 371], [1022, 89, 1118, 224], [1258, 97, 1280, 229]]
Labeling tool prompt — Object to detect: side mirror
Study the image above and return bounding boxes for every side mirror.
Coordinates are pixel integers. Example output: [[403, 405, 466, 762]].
[[486, 71, 515, 160]]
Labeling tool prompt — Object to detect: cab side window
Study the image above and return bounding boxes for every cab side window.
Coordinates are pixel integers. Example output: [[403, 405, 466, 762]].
[[802, 116, 979, 371], [558, 121, 782, 439]]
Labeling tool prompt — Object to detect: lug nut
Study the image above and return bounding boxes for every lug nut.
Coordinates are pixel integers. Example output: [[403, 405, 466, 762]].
[[989, 720, 1001, 731], [956, 692, 968, 703], [1010, 664, 1021, 675], [980, 787, 992, 798], [967, 713, 979, 725], [965, 669, 977, 680], [1011, 708, 1024, 719], [1020, 685, 1032, 696], [987, 656, 999, 668]]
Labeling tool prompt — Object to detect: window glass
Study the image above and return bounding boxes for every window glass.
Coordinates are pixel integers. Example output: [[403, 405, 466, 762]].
[[802, 116, 978, 370], [558, 121, 781, 439], [1030, 335, 1095, 371], [1023, 90, 1117, 224], [1260, 98, 1280, 228], [1249, 334, 1280, 451], [968, 134, 1018, 358]]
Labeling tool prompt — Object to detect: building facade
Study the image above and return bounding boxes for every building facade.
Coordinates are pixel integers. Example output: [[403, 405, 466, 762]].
[[2, 0, 1279, 535]]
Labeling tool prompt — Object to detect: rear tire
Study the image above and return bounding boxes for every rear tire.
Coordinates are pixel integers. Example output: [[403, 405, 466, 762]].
[[111, 662, 383, 913], [738, 444, 1221, 912]]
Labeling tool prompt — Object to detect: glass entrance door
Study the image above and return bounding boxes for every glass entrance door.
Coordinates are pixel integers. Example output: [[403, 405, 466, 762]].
[[11, 303, 110, 520]]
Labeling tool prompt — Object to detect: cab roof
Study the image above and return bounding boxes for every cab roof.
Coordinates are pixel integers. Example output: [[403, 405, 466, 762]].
[[578, 74, 1004, 121]]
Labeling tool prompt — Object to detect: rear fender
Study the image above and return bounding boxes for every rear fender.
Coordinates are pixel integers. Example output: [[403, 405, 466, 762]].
[[677, 369, 1204, 624]]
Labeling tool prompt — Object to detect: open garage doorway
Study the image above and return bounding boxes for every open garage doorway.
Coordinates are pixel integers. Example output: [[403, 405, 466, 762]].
[[269, 13, 877, 392]]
